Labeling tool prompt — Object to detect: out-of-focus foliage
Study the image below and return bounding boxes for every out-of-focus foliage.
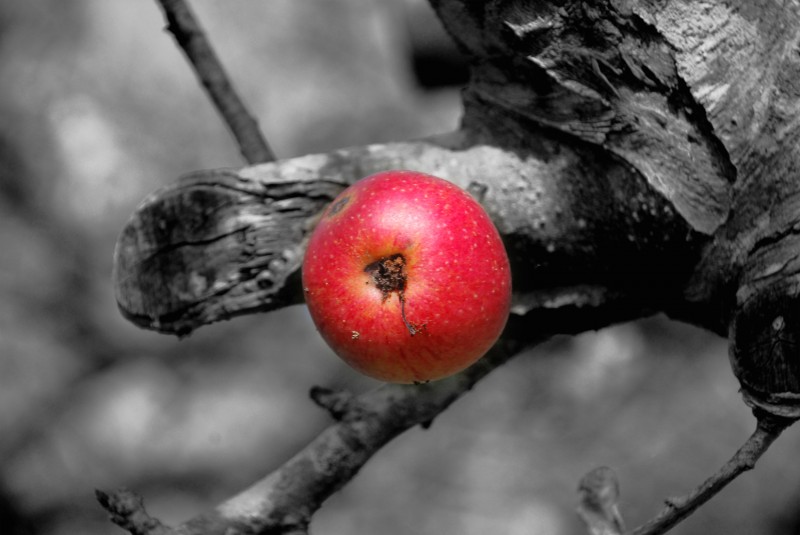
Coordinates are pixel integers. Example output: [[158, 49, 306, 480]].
[[1, 2, 800, 535]]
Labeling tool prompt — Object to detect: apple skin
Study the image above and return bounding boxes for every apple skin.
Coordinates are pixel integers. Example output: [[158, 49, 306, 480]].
[[302, 170, 512, 383]]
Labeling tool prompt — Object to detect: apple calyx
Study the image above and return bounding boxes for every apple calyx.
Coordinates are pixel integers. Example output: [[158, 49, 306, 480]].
[[364, 254, 418, 336]]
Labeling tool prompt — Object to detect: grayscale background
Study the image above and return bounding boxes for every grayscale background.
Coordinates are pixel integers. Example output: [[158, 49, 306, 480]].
[[2, 1, 800, 534]]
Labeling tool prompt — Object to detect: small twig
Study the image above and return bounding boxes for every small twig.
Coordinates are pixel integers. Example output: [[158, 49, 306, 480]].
[[628, 410, 795, 535], [155, 0, 275, 164]]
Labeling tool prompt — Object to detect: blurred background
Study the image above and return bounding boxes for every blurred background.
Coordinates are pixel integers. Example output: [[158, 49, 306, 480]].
[[2, 1, 800, 534]]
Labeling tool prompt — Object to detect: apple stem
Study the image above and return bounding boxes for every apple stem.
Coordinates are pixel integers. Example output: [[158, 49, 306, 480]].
[[398, 292, 417, 336]]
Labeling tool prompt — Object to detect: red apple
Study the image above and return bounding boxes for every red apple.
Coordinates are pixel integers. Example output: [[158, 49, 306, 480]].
[[302, 170, 511, 383]]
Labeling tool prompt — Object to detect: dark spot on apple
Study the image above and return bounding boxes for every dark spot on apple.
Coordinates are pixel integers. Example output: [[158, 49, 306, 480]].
[[328, 196, 350, 216], [364, 254, 419, 336]]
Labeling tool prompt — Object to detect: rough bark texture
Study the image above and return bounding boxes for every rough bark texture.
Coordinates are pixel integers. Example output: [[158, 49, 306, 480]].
[[114, 127, 693, 337], [107, 0, 800, 533], [114, 165, 343, 335]]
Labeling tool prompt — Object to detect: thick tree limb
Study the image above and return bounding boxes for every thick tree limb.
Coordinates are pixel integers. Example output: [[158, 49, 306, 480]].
[[113, 118, 705, 337], [155, 0, 275, 164]]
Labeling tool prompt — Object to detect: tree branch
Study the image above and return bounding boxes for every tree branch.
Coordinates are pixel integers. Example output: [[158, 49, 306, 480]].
[[628, 411, 794, 535], [155, 0, 275, 164], [98, 319, 550, 535], [577, 411, 795, 535]]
